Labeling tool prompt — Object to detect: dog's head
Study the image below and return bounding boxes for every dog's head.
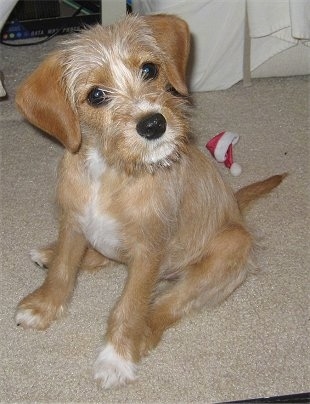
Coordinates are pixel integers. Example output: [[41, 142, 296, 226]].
[[16, 14, 191, 174]]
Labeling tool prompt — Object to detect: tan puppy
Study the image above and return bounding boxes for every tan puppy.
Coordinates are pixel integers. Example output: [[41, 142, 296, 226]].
[[15, 14, 285, 388]]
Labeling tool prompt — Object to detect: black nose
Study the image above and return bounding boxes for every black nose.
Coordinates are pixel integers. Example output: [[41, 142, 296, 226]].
[[136, 113, 167, 140]]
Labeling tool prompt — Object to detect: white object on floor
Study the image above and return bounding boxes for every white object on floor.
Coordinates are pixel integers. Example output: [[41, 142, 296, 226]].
[[248, 0, 310, 74]]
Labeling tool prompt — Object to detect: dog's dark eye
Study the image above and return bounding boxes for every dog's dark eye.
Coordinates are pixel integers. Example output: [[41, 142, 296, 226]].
[[166, 85, 181, 97], [141, 63, 158, 80], [87, 88, 109, 107]]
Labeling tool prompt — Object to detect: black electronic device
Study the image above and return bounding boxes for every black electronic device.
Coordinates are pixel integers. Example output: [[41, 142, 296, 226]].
[[1, 0, 101, 42]]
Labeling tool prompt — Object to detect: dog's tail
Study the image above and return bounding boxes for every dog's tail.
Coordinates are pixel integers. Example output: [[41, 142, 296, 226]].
[[235, 173, 287, 213]]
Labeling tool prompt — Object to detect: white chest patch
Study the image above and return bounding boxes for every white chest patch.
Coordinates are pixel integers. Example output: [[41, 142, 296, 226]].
[[80, 198, 122, 261], [78, 149, 122, 261]]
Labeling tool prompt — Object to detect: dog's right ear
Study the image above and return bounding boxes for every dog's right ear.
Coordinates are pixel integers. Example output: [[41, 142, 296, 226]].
[[16, 53, 81, 153]]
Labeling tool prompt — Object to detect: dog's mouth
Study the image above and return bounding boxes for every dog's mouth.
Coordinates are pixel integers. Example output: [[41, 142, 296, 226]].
[[139, 123, 183, 169], [143, 139, 175, 166]]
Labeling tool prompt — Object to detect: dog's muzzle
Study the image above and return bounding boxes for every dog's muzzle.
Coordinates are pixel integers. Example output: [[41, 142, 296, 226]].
[[136, 113, 167, 140]]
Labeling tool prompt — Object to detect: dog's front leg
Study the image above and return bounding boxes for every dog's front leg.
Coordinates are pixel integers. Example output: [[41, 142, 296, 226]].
[[94, 250, 159, 389], [15, 216, 87, 330]]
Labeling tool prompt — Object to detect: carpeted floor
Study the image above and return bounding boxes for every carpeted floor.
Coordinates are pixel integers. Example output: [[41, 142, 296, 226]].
[[0, 35, 309, 403]]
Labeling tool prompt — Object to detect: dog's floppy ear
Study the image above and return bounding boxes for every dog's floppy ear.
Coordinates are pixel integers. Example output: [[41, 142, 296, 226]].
[[16, 52, 81, 153], [145, 14, 190, 96]]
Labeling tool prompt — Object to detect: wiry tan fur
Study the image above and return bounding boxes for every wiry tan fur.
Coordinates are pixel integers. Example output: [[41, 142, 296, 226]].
[[15, 14, 286, 389]]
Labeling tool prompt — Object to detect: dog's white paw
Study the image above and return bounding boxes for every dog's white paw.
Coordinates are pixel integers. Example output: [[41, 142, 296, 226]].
[[15, 300, 64, 330], [93, 344, 137, 389], [15, 307, 44, 329], [29, 249, 46, 268]]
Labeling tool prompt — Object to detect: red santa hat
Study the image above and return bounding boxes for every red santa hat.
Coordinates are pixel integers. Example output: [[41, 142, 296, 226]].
[[206, 131, 242, 176]]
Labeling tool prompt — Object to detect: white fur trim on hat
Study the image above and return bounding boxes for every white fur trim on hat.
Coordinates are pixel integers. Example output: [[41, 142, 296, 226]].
[[214, 132, 240, 163]]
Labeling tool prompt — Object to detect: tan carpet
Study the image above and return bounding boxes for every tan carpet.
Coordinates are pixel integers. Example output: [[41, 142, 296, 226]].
[[1, 36, 309, 403]]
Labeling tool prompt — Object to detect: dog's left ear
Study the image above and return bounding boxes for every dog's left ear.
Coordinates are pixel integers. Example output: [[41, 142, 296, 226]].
[[16, 52, 81, 153], [145, 14, 190, 96]]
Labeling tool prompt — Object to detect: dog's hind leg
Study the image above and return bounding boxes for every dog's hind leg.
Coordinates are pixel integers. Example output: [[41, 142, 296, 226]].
[[30, 243, 111, 272], [80, 247, 113, 272], [143, 223, 253, 354]]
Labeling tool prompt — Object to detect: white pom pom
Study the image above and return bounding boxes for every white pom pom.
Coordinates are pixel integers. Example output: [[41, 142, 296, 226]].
[[230, 163, 242, 176]]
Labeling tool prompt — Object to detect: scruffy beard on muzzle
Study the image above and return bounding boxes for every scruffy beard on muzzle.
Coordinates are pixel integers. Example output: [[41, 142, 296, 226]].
[[80, 94, 191, 176], [96, 126, 190, 176]]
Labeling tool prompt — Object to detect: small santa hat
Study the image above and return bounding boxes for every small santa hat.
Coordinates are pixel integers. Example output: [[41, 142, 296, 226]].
[[206, 131, 242, 176]]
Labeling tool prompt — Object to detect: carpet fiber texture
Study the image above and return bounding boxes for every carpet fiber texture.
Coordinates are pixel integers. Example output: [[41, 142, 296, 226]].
[[0, 36, 309, 403]]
